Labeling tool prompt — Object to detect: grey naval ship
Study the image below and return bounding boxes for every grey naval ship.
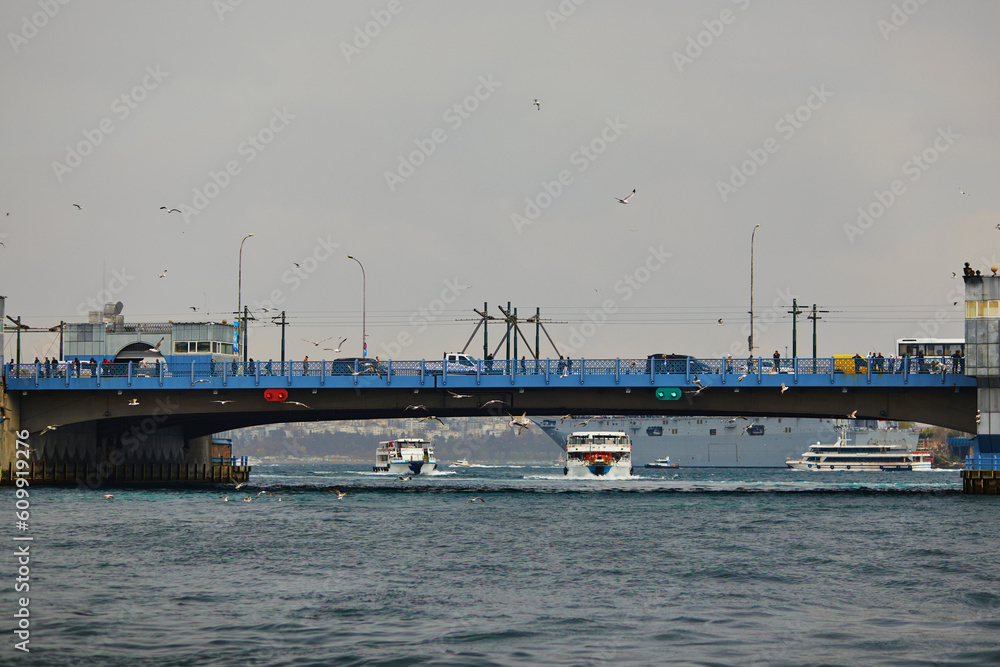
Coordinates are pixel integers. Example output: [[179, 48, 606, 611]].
[[533, 416, 920, 468]]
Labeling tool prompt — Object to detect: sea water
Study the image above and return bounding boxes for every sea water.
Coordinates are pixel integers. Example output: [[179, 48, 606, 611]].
[[2, 463, 998, 666]]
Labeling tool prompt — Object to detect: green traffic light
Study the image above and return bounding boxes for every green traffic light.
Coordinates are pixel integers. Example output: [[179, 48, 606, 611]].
[[655, 387, 682, 400]]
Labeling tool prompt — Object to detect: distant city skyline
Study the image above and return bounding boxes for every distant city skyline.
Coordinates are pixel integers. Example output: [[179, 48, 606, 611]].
[[2, 1, 996, 363]]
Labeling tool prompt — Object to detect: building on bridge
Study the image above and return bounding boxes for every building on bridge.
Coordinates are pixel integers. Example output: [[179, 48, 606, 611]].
[[63, 301, 238, 365]]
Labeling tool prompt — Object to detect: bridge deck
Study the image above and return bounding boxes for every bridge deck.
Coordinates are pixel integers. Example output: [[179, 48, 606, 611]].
[[4, 356, 975, 392]]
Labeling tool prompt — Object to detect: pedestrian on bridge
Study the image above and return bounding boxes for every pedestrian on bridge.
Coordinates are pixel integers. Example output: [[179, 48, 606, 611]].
[[302, 355, 309, 376]]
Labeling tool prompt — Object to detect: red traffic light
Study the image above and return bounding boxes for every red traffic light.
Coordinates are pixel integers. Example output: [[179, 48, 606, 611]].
[[264, 388, 288, 402]]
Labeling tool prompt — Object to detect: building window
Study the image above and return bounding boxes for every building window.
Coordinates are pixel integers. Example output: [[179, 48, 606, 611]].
[[709, 429, 717, 436], [968, 300, 1000, 318], [196, 341, 211, 353], [174, 341, 189, 353]]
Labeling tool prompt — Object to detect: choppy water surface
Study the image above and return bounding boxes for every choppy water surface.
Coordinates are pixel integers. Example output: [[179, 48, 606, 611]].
[[3, 463, 998, 666]]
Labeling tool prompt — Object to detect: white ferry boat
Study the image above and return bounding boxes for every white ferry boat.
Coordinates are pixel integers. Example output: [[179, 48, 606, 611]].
[[785, 437, 933, 471], [450, 458, 472, 467], [564, 431, 633, 478], [644, 457, 678, 469], [373, 438, 437, 474]]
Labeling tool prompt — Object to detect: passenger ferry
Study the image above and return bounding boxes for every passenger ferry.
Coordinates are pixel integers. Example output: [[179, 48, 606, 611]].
[[373, 438, 437, 474], [644, 457, 678, 469], [564, 431, 633, 478], [785, 437, 933, 471]]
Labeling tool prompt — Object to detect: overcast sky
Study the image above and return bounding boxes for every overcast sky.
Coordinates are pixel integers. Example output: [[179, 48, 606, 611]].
[[2, 1, 997, 363]]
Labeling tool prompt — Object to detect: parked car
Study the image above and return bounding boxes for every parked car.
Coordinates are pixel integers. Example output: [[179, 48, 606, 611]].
[[645, 353, 712, 374]]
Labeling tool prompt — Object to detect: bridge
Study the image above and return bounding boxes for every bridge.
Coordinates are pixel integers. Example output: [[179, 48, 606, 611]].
[[3, 269, 1000, 493]]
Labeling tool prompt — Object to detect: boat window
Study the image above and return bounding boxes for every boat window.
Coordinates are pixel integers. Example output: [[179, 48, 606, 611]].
[[196, 341, 211, 353], [174, 341, 188, 353], [709, 429, 716, 436]]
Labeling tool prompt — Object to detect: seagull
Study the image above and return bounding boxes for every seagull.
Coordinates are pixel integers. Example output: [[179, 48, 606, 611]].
[[158, 270, 167, 278], [615, 189, 636, 204], [284, 401, 311, 408], [127, 398, 140, 406], [533, 99, 540, 110], [959, 187, 970, 196], [480, 399, 506, 410], [323, 337, 348, 353], [508, 412, 532, 435], [576, 417, 596, 427], [331, 488, 348, 500], [467, 497, 485, 503], [718, 319, 724, 325], [72, 203, 82, 209], [211, 400, 236, 405], [39, 424, 60, 435], [404, 404, 427, 411], [160, 206, 182, 213], [692, 376, 704, 389], [222, 496, 229, 502], [189, 306, 199, 311], [362, 362, 382, 378], [780, 383, 788, 394], [293, 262, 301, 268], [191, 379, 211, 386], [737, 373, 749, 382], [242, 496, 252, 502], [420, 415, 445, 425], [103, 494, 114, 500], [302, 337, 332, 347], [559, 414, 575, 423], [447, 390, 474, 398], [398, 475, 412, 481], [847, 410, 858, 419], [256, 490, 273, 498], [234, 481, 247, 489]]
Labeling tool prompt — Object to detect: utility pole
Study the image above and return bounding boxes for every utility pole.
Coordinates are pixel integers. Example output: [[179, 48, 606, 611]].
[[807, 304, 828, 372], [787, 299, 804, 358], [279, 311, 286, 365], [483, 302, 489, 360], [535, 307, 541, 360], [505, 301, 511, 361], [243, 306, 249, 363]]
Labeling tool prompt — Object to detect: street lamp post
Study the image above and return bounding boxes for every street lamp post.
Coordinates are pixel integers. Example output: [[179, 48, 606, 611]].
[[749, 224, 760, 358], [347, 255, 366, 357], [238, 233, 254, 363]]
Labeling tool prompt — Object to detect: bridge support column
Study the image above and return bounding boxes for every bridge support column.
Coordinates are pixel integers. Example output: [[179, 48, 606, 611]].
[[962, 271, 1000, 493], [0, 390, 23, 482]]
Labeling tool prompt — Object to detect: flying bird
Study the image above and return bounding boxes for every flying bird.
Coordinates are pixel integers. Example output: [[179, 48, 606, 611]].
[[467, 497, 485, 503], [302, 337, 332, 347], [959, 188, 970, 196], [39, 424, 60, 435], [576, 417, 597, 427], [559, 414, 575, 423], [780, 383, 788, 394], [323, 337, 348, 353], [480, 399, 506, 410], [160, 206, 182, 213], [189, 306, 199, 311], [615, 189, 636, 204], [211, 400, 236, 405], [398, 475, 412, 481], [242, 496, 252, 502], [72, 203, 82, 210], [533, 99, 540, 110], [420, 415, 445, 425], [331, 488, 348, 500], [256, 490, 274, 498], [191, 379, 211, 386], [234, 481, 247, 489], [284, 401, 311, 408], [737, 373, 749, 382], [508, 412, 531, 435], [847, 410, 858, 419], [127, 398, 140, 406], [103, 494, 114, 500], [404, 405, 427, 411], [447, 390, 474, 398], [717, 319, 724, 325], [158, 270, 167, 278]]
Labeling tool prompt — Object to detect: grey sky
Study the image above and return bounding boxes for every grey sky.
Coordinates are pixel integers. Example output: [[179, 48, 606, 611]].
[[2, 1, 997, 363]]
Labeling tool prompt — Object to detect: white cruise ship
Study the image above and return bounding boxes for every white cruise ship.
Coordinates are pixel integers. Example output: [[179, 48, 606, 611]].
[[564, 431, 633, 478], [786, 437, 933, 471], [534, 416, 919, 468], [373, 438, 437, 474]]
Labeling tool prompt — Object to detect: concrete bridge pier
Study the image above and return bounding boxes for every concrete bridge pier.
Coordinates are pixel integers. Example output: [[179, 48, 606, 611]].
[[962, 271, 1000, 494]]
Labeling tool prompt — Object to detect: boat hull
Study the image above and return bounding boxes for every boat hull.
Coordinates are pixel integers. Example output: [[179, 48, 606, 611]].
[[374, 461, 437, 474], [564, 460, 633, 478]]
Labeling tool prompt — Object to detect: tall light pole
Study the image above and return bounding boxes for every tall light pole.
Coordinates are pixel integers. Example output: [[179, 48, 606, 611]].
[[347, 255, 366, 357], [238, 233, 254, 362], [749, 224, 760, 358]]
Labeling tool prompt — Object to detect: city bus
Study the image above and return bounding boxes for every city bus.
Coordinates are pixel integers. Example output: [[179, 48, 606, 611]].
[[895, 338, 964, 357]]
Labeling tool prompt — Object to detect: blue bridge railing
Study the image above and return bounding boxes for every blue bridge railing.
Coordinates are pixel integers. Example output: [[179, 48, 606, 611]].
[[3, 354, 970, 390], [966, 454, 1000, 471]]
